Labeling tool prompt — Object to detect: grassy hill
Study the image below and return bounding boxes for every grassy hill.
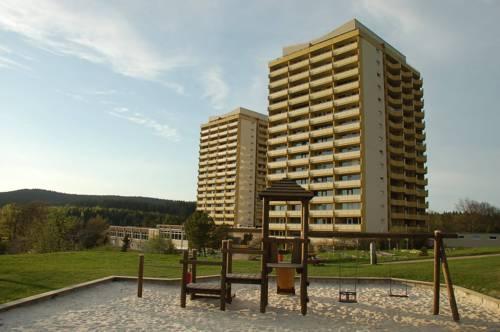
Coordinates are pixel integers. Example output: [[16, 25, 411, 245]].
[[0, 189, 196, 217]]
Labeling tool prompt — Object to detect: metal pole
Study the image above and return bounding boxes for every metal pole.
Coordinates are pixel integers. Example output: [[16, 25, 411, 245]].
[[137, 254, 144, 298]]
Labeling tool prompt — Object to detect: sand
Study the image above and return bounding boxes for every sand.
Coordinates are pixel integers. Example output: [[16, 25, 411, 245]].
[[0, 281, 499, 331]]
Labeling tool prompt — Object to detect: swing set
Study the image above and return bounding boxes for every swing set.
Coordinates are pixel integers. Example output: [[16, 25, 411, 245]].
[[316, 230, 460, 321]]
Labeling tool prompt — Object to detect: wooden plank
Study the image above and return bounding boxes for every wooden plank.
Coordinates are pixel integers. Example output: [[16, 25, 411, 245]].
[[301, 200, 309, 316], [220, 240, 227, 311], [229, 248, 263, 255], [433, 231, 441, 315], [261, 198, 269, 314], [191, 249, 197, 283], [180, 250, 188, 308], [440, 240, 460, 322], [137, 254, 144, 298]]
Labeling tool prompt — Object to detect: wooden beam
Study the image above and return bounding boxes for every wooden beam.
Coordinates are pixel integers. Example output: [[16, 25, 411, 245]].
[[300, 199, 309, 316], [433, 230, 441, 315], [440, 239, 460, 322], [137, 254, 144, 298], [180, 250, 188, 308], [260, 198, 269, 313]]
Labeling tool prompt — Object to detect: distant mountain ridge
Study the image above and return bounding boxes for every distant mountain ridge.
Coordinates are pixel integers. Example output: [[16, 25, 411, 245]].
[[0, 189, 196, 217]]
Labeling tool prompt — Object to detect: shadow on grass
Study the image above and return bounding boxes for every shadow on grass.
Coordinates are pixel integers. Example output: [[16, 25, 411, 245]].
[[0, 278, 54, 291]]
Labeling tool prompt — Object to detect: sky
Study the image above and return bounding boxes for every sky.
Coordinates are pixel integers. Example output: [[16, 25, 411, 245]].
[[0, 0, 499, 211]]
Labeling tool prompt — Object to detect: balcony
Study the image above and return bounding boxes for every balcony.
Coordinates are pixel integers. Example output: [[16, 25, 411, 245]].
[[312, 195, 334, 204], [269, 89, 288, 100], [289, 94, 309, 106], [268, 124, 287, 134], [334, 164, 361, 174], [287, 210, 302, 218], [416, 155, 427, 163], [310, 168, 334, 177], [416, 189, 428, 197], [335, 209, 361, 218], [310, 224, 334, 232], [335, 194, 361, 203], [288, 132, 309, 141], [268, 160, 287, 169], [310, 101, 333, 113], [334, 179, 361, 189], [388, 85, 402, 94], [289, 59, 309, 71], [309, 182, 334, 190], [269, 210, 286, 218], [311, 88, 333, 100], [289, 71, 309, 82], [390, 185, 405, 193], [269, 77, 288, 89], [334, 94, 359, 107], [266, 172, 284, 183], [269, 111, 287, 122], [287, 157, 309, 166], [309, 154, 334, 164], [333, 42, 358, 55], [389, 133, 403, 142], [310, 75, 333, 88], [288, 144, 309, 154], [335, 135, 360, 147], [269, 66, 287, 78], [416, 178, 428, 186], [334, 150, 360, 160], [310, 210, 333, 218], [389, 146, 404, 154], [310, 112, 333, 127], [268, 136, 287, 145], [268, 100, 288, 112], [310, 140, 334, 150], [387, 72, 401, 81], [334, 81, 359, 94], [289, 82, 309, 94], [334, 107, 359, 120], [311, 50, 333, 63], [310, 63, 332, 76], [333, 54, 358, 68], [288, 170, 309, 179], [268, 223, 286, 231], [288, 106, 309, 118], [389, 121, 403, 130], [268, 147, 287, 157], [334, 122, 360, 133], [335, 224, 362, 232], [334, 68, 359, 81], [288, 119, 309, 130], [386, 61, 401, 71]]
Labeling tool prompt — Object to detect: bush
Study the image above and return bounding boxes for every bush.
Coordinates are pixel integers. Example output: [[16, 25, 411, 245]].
[[143, 236, 175, 254], [121, 235, 130, 252], [0, 240, 7, 254], [419, 246, 429, 256]]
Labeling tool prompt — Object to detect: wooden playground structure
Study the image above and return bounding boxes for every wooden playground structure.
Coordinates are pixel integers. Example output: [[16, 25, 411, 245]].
[[177, 179, 461, 321]]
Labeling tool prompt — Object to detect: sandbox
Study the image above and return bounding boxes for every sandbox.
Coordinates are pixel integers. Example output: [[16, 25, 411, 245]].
[[0, 279, 499, 331]]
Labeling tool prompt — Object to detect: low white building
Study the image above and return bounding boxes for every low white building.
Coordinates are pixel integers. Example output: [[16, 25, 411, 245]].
[[107, 224, 188, 250], [444, 233, 500, 248]]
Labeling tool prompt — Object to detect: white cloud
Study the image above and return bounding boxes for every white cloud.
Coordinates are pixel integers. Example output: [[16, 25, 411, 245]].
[[355, 0, 456, 60], [108, 107, 179, 141], [0, 44, 30, 70], [0, 0, 193, 92], [201, 65, 228, 110]]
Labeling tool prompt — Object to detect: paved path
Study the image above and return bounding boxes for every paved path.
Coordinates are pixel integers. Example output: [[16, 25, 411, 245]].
[[378, 253, 500, 264]]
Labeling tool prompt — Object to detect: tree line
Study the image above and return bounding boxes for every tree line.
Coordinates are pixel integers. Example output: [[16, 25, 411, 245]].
[[428, 199, 500, 233]]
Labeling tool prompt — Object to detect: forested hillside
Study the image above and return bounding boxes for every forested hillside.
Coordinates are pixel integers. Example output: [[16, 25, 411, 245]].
[[0, 189, 196, 217]]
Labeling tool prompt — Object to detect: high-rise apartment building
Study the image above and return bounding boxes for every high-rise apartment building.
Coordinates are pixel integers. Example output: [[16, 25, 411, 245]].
[[266, 19, 427, 235], [197, 107, 268, 227]]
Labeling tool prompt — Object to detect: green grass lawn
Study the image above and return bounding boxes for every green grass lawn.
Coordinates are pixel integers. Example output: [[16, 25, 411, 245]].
[[0, 248, 499, 304]]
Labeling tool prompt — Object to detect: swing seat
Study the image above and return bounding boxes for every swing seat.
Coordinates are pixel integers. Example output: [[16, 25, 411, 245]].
[[339, 290, 357, 303]]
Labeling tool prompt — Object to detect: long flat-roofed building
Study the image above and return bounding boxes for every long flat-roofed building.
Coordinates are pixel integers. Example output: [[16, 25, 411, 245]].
[[197, 107, 268, 227], [266, 19, 427, 236]]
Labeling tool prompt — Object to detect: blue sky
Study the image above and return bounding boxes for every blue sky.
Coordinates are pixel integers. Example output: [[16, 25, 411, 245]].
[[0, 0, 499, 211]]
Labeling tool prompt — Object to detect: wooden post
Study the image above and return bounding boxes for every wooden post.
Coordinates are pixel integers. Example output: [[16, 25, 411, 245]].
[[440, 240, 460, 322], [300, 199, 309, 316], [260, 198, 269, 313], [226, 239, 233, 303], [220, 240, 227, 311], [180, 250, 188, 308], [433, 230, 441, 315], [137, 254, 144, 298], [191, 249, 197, 283]]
